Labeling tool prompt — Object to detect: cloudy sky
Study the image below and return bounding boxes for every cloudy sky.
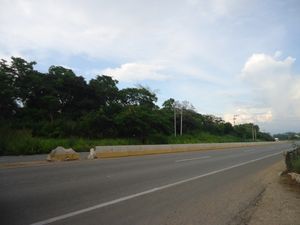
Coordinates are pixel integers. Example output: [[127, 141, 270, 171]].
[[1, 0, 300, 134]]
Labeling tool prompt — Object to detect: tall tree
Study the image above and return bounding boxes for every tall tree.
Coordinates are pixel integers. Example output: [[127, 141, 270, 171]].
[[162, 98, 175, 110], [47, 66, 90, 119], [89, 75, 119, 108], [11, 57, 37, 106], [119, 86, 158, 109], [0, 59, 17, 119]]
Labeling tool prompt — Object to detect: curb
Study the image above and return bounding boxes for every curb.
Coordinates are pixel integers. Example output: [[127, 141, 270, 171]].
[[95, 142, 279, 158], [0, 160, 50, 169]]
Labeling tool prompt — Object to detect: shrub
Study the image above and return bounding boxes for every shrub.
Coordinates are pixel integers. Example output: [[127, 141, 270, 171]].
[[291, 157, 300, 173], [0, 127, 143, 155]]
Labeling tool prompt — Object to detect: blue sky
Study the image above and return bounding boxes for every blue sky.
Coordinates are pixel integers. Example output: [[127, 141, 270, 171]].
[[1, 0, 300, 134]]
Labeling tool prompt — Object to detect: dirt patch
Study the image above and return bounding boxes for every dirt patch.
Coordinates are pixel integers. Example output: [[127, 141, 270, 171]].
[[246, 161, 300, 225]]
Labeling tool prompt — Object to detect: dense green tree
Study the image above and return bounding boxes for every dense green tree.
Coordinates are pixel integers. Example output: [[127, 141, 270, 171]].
[[0, 59, 17, 119], [162, 98, 175, 110], [273, 132, 299, 140], [223, 122, 234, 134], [47, 66, 91, 119], [0, 56, 273, 144], [89, 75, 119, 107], [258, 132, 274, 141], [233, 123, 259, 140], [11, 57, 37, 106], [115, 105, 169, 143], [119, 87, 158, 109]]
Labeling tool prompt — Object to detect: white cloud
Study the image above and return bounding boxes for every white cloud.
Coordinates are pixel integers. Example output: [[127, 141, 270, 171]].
[[224, 107, 273, 124], [0, 0, 254, 66], [1, 0, 299, 133], [241, 53, 295, 80], [0, 0, 286, 88], [102, 63, 169, 82], [225, 52, 300, 133], [274, 51, 282, 59]]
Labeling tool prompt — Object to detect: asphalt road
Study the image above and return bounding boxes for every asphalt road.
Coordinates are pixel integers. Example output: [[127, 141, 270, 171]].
[[0, 142, 293, 225]]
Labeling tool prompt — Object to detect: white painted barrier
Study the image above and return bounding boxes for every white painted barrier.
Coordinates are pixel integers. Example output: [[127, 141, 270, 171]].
[[95, 142, 278, 158]]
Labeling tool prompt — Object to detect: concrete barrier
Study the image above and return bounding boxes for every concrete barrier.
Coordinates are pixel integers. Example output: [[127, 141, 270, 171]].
[[47, 146, 80, 161], [95, 142, 277, 158]]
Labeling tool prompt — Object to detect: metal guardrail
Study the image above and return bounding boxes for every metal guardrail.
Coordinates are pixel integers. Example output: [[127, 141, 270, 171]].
[[285, 143, 300, 171]]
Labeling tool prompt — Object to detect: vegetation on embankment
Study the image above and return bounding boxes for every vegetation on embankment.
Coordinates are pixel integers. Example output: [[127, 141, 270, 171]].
[[0, 128, 269, 155], [291, 158, 300, 173], [0, 57, 274, 155], [273, 132, 300, 140], [285, 145, 300, 173], [290, 150, 300, 173], [0, 128, 144, 155]]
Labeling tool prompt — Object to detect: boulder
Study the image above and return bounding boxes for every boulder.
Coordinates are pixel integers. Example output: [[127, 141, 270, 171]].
[[47, 146, 80, 161]]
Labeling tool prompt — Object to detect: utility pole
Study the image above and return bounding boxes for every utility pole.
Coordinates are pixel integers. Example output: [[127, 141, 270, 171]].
[[252, 124, 254, 141], [174, 106, 177, 137], [233, 114, 238, 126], [180, 107, 183, 136]]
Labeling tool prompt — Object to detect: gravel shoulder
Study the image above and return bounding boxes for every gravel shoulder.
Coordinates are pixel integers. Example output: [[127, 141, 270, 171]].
[[246, 161, 300, 225]]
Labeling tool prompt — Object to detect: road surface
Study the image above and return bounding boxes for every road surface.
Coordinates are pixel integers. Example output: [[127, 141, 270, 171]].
[[0, 142, 292, 225]]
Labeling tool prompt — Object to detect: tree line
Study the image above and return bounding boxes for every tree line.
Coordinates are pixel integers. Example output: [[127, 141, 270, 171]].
[[273, 132, 300, 140], [0, 57, 274, 144]]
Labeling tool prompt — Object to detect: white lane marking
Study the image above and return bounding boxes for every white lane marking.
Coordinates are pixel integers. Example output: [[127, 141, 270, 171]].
[[175, 156, 211, 162], [30, 151, 282, 225]]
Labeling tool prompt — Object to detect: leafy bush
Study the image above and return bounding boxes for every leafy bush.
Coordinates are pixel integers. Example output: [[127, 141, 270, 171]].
[[0, 56, 274, 156], [291, 157, 300, 173], [0, 129, 67, 155], [0, 128, 143, 155]]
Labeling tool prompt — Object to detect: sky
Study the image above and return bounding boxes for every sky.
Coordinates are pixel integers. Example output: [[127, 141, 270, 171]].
[[1, 0, 300, 134]]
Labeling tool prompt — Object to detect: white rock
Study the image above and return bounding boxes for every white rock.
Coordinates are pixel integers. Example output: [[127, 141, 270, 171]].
[[87, 148, 96, 160], [47, 146, 79, 161]]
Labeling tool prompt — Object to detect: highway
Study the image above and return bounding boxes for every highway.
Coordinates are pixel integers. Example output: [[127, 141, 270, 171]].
[[0, 142, 292, 225]]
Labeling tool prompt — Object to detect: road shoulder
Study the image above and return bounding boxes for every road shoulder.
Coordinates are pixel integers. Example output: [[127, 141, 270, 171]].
[[246, 161, 300, 225]]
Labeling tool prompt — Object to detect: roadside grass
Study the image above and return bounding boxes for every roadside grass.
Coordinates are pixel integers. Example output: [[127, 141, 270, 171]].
[[0, 129, 141, 155], [0, 129, 258, 156]]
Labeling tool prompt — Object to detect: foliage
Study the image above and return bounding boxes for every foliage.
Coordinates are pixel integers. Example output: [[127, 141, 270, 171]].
[[273, 132, 300, 140], [291, 157, 300, 173], [0, 128, 141, 155], [0, 57, 274, 155]]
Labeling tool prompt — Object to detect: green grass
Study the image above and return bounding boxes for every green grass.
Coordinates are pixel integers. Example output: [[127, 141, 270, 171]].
[[1, 136, 143, 155], [0, 129, 141, 155], [0, 129, 258, 156]]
